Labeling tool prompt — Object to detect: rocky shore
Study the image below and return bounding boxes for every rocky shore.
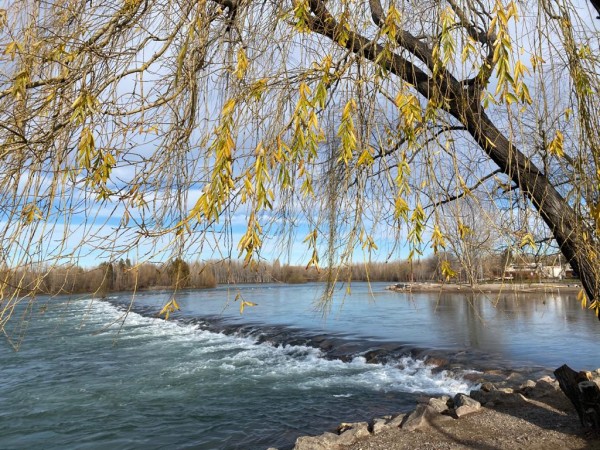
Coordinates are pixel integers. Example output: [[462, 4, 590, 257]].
[[269, 370, 600, 450], [386, 282, 582, 294]]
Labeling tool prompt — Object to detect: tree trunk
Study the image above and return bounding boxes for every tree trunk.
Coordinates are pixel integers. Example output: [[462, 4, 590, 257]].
[[459, 104, 599, 308], [554, 364, 600, 430], [306, 0, 600, 309]]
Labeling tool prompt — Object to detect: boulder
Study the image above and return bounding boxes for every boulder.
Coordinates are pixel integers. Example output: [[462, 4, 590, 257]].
[[525, 379, 560, 399], [401, 405, 441, 431], [496, 387, 514, 394], [480, 382, 496, 392], [537, 375, 555, 384], [386, 413, 406, 428], [470, 389, 527, 407], [336, 422, 370, 445], [455, 404, 481, 417], [371, 418, 389, 434], [425, 356, 449, 368], [520, 380, 536, 390], [452, 393, 481, 417], [429, 396, 451, 413], [293, 432, 341, 450], [454, 393, 480, 408]]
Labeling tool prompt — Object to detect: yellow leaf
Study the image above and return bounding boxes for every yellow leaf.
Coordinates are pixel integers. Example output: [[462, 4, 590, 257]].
[[235, 47, 249, 80], [431, 225, 446, 253], [441, 260, 457, 280], [4, 41, 21, 60], [547, 130, 564, 157], [78, 128, 95, 169], [356, 148, 374, 166], [519, 233, 536, 250], [458, 222, 472, 240], [21, 203, 42, 225], [159, 298, 180, 320], [578, 289, 587, 309]]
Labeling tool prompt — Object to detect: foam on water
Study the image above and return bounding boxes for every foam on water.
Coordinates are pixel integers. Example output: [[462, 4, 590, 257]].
[[84, 298, 475, 396]]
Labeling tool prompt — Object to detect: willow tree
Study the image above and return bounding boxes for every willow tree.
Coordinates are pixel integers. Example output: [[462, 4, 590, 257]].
[[1, 0, 600, 334]]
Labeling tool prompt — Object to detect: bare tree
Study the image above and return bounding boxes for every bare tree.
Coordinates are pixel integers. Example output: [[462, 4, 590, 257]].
[[1, 0, 600, 338]]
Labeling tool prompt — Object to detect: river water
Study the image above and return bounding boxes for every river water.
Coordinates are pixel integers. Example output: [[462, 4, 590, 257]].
[[1, 282, 599, 449]]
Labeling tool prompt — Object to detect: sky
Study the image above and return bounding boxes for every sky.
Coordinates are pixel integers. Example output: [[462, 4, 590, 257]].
[[2, 0, 599, 269]]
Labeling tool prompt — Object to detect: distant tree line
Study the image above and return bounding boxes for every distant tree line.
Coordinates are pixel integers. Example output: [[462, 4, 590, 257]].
[[0, 250, 576, 298]]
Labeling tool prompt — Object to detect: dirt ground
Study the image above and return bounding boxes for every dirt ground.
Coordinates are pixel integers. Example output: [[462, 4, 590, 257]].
[[346, 393, 600, 450]]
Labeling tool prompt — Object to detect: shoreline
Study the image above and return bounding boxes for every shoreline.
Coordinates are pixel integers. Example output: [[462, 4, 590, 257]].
[[386, 281, 582, 294], [284, 369, 600, 450]]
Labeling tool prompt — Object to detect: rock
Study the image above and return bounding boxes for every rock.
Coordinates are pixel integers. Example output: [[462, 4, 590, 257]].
[[470, 389, 527, 407], [520, 380, 536, 390], [496, 387, 514, 394], [416, 395, 433, 404], [386, 413, 406, 428], [537, 375, 555, 384], [425, 356, 449, 367], [401, 405, 441, 431], [429, 396, 451, 413], [336, 421, 370, 445], [454, 393, 480, 408], [507, 372, 525, 382], [481, 382, 496, 392], [578, 371, 593, 382], [293, 432, 341, 450], [525, 380, 560, 399], [337, 422, 355, 433], [371, 418, 389, 434], [463, 372, 485, 382], [453, 394, 481, 417], [455, 404, 481, 417]]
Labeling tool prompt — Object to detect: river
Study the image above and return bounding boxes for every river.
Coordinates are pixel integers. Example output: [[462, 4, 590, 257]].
[[1, 282, 598, 449]]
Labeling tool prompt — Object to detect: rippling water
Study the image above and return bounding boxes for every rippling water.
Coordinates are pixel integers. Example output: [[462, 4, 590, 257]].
[[1, 282, 598, 449]]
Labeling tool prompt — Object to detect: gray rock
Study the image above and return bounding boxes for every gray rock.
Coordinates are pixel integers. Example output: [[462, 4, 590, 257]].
[[371, 418, 389, 434], [336, 421, 370, 445], [401, 404, 440, 431], [520, 380, 536, 390], [537, 375, 555, 384], [496, 387, 514, 394], [293, 432, 341, 450], [525, 380, 559, 399], [481, 382, 496, 392], [386, 413, 406, 428], [454, 393, 481, 408], [507, 371, 526, 383], [429, 396, 450, 413], [416, 395, 435, 404], [452, 394, 481, 417], [470, 389, 527, 406], [455, 403, 481, 417]]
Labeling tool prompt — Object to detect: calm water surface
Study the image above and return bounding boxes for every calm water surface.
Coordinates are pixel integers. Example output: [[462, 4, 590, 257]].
[[1, 282, 598, 449]]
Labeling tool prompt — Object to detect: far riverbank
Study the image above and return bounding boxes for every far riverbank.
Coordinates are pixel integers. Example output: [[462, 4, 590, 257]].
[[387, 281, 582, 294]]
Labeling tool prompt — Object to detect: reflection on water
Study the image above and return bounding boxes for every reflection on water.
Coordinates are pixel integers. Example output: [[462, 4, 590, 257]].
[[129, 283, 599, 370]]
